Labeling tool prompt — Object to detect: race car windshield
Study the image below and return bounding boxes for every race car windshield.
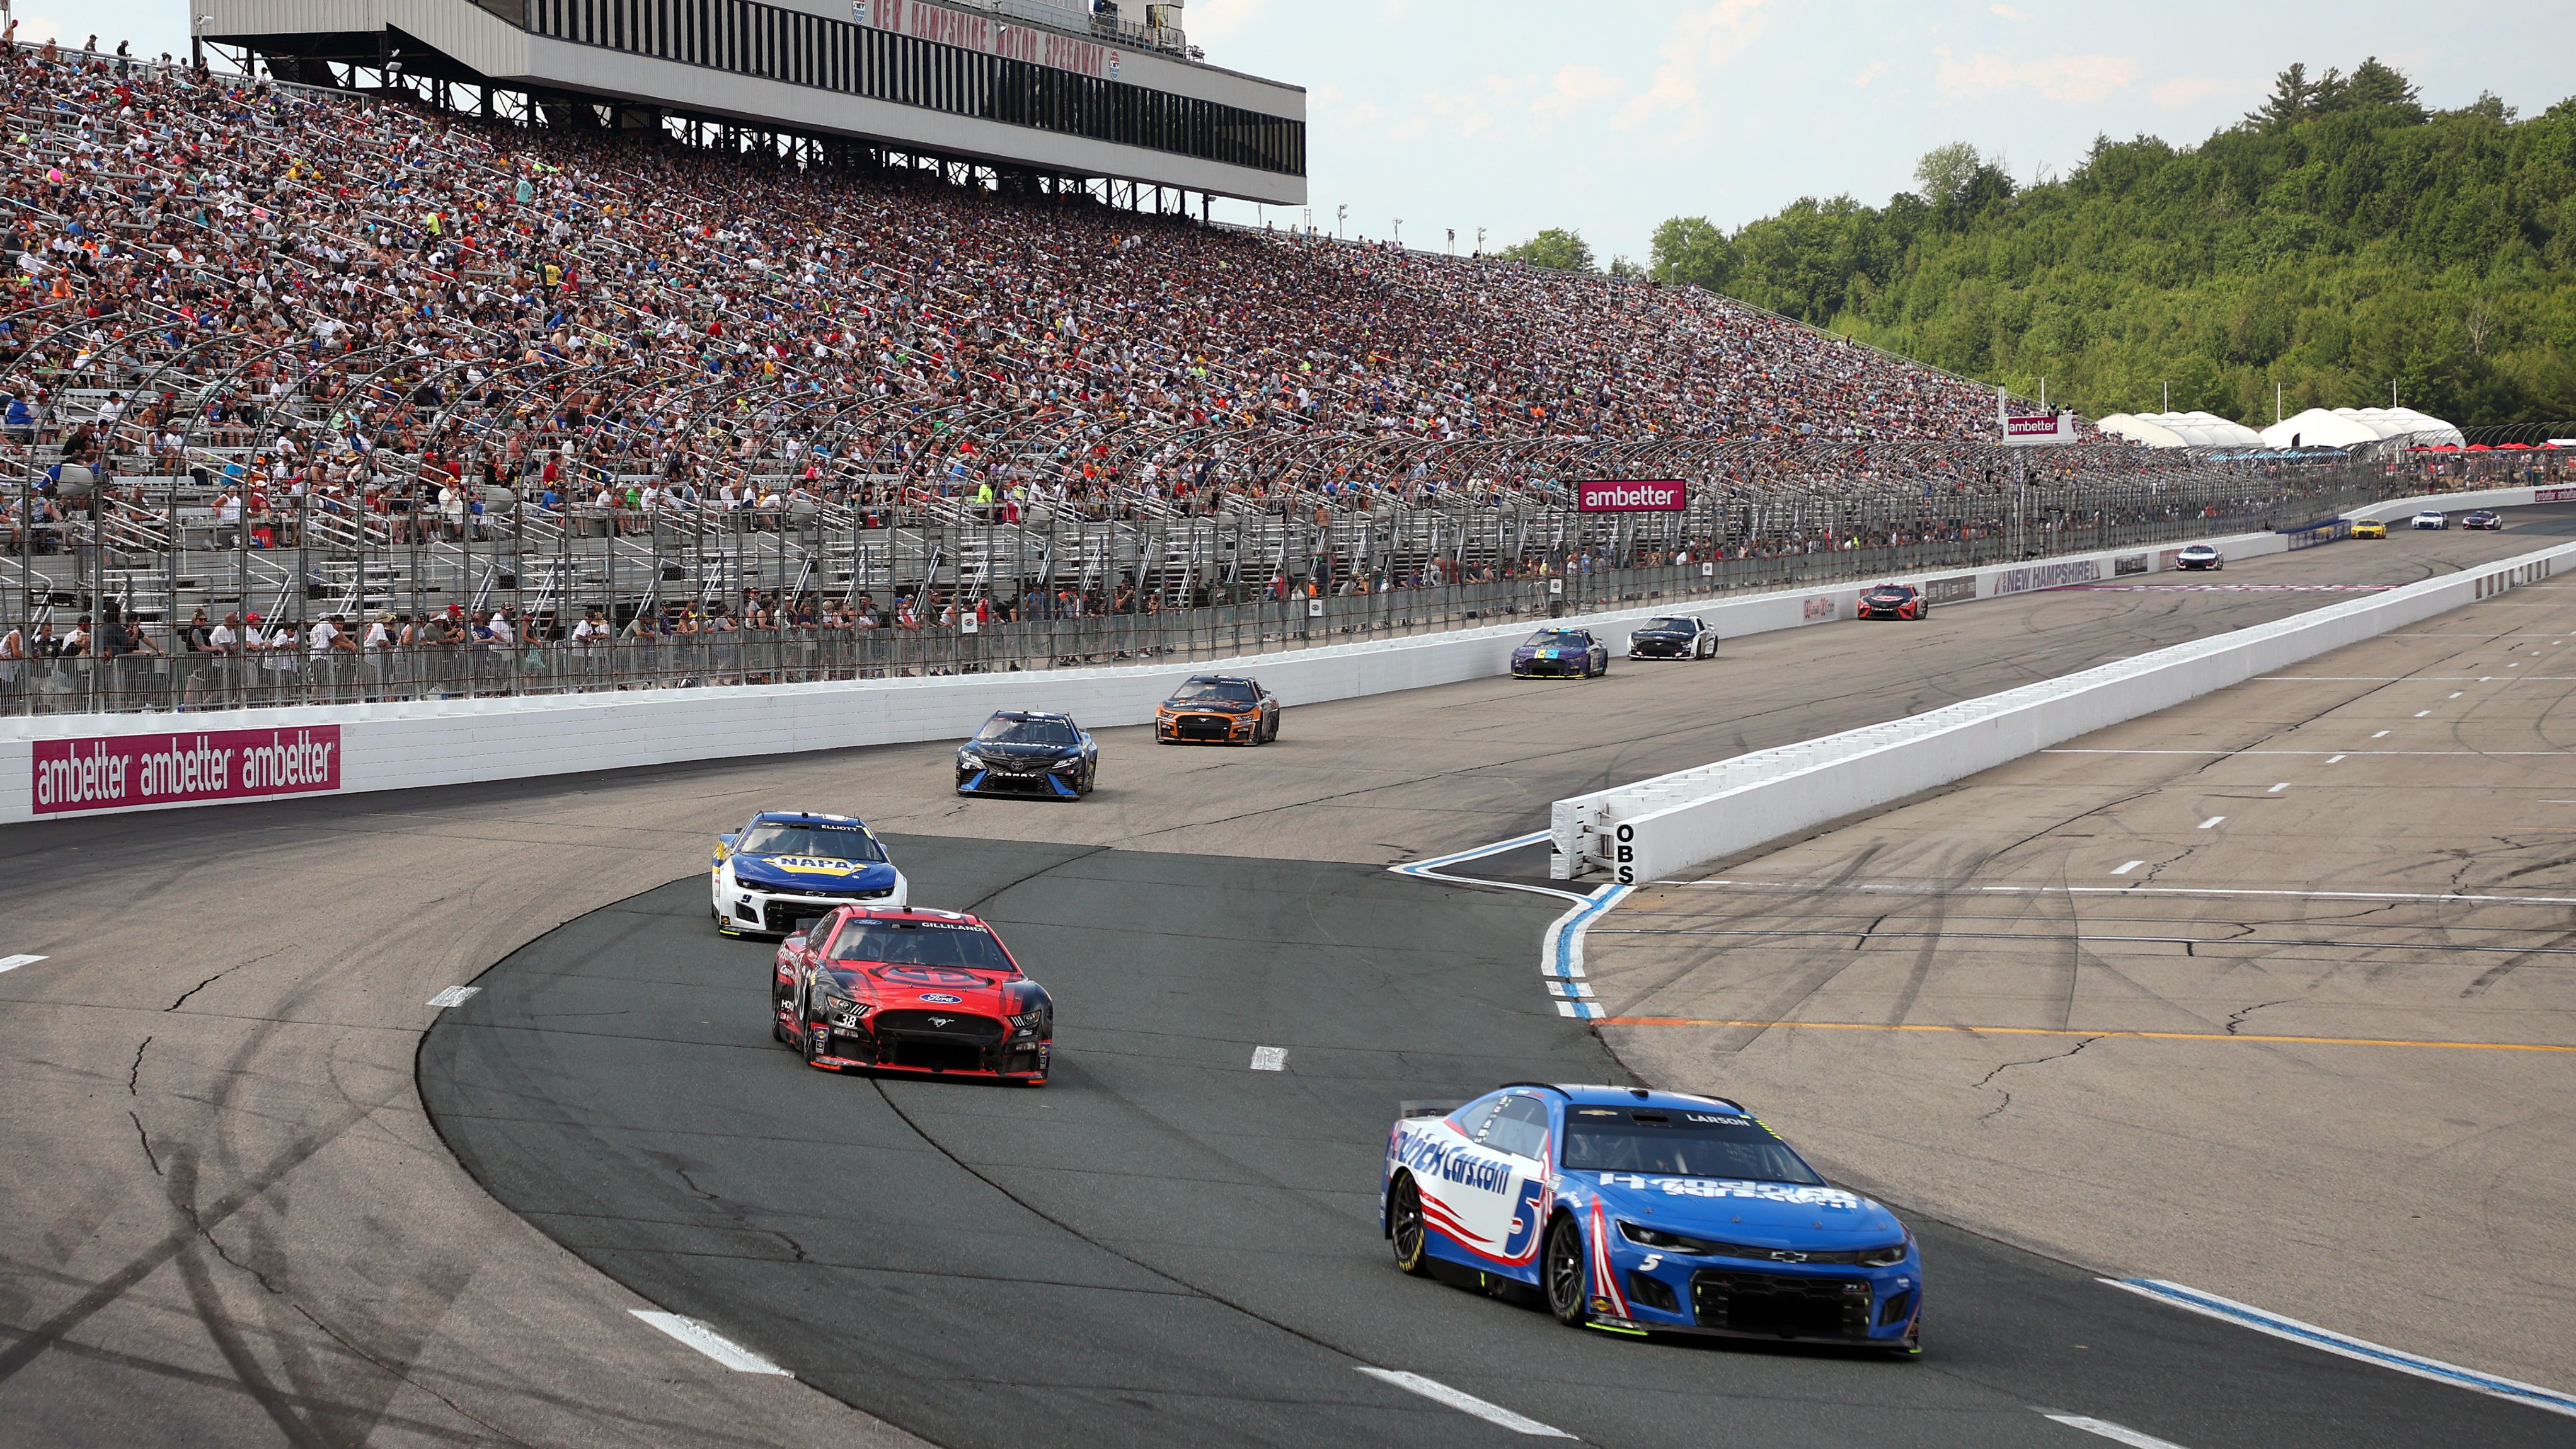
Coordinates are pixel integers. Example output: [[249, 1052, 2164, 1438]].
[[1523, 630, 1586, 647], [977, 716, 1077, 746], [1170, 680, 1258, 704], [1558, 1113, 1827, 1186], [736, 824, 887, 861], [829, 921, 1017, 972], [1644, 618, 1693, 632]]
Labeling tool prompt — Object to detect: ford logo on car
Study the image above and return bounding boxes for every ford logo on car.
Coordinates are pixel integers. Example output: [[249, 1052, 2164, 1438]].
[[919, 993, 963, 1003]]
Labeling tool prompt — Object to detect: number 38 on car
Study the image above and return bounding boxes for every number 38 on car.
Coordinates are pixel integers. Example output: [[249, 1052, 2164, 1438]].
[[1381, 1083, 1921, 1353]]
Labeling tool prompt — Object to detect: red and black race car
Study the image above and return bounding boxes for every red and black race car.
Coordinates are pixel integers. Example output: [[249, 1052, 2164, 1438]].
[[1856, 582, 1929, 620], [773, 908, 1053, 1083]]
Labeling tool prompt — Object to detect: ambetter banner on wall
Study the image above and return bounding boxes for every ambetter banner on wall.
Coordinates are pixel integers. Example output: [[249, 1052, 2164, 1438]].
[[30, 727, 342, 816]]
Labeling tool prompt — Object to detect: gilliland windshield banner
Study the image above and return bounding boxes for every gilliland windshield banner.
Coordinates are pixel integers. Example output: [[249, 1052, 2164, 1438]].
[[1576, 480, 1688, 513], [31, 727, 342, 816]]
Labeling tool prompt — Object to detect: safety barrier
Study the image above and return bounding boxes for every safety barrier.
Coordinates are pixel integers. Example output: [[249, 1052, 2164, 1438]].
[[0, 486, 2556, 824], [1550, 531, 2576, 885]]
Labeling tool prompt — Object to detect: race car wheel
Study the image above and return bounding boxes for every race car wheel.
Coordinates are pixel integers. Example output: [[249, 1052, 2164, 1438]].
[[1389, 1175, 1430, 1276], [801, 1016, 831, 1069], [1544, 1215, 1588, 1326]]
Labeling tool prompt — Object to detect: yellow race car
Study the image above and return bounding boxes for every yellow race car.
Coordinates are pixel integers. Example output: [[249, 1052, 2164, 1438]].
[[2351, 517, 2388, 539]]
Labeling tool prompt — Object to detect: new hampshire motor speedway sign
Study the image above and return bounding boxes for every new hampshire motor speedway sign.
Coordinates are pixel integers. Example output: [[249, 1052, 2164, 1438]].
[[31, 727, 342, 815], [1576, 480, 1687, 513]]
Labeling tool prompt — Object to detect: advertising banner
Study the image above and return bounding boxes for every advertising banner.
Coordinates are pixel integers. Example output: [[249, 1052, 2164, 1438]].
[[1802, 596, 1837, 620], [2114, 554, 2149, 575], [1924, 574, 1978, 604], [1992, 558, 2104, 595], [1575, 480, 1687, 514], [31, 726, 342, 816]]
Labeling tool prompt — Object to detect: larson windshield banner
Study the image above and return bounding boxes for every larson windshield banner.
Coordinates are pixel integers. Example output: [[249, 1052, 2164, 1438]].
[[1576, 480, 1688, 513], [30, 727, 342, 816]]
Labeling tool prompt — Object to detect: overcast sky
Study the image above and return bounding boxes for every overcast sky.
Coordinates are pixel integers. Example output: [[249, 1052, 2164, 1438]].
[[38, 2, 2573, 264], [1189, 0, 2576, 263]]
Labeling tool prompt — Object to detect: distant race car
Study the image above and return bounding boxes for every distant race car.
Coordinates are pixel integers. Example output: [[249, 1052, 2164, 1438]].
[[1156, 674, 1281, 745], [1511, 628, 1610, 679], [2413, 511, 2449, 531], [957, 710, 1097, 799], [773, 907, 1052, 1083], [1626, 616, 1718, 660], [2464, 509, 2503, 531], [2350, 517, 2387, 539], [2176, 543, 2224, 570], [1856, 583, 1928, 620], [1381, 1083, 1921, 1352], [712, 811, 909, 937]]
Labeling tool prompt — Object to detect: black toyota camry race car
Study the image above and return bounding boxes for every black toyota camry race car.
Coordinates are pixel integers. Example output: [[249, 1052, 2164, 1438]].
[[1626, 616, 1718, 660], [956, 711, 1097, 799]]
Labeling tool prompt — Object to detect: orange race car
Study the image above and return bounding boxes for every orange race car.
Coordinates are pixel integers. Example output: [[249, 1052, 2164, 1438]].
[[1154, 674, 1282, 745]]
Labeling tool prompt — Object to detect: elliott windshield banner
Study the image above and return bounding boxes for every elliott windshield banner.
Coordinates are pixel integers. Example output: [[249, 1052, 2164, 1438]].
[[1576, 480, 1688, 513], [31, 727, 342, 816]]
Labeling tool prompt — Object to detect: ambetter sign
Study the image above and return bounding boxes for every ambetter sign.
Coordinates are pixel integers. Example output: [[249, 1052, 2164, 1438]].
[[31, 726, 342, 815], [1577, 480, 1686, 513]]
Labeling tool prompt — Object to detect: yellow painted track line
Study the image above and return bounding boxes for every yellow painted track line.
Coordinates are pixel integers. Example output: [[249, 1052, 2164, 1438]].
[[1597, 1018, 2576, 1053]]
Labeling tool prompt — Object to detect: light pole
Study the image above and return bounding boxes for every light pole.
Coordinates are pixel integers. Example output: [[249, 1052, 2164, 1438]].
[[1446, 228, 1455, 255], [1336, 204, 1346, 241], [1393, 218, 1403, 248], [1476, 226, 1486, 256]]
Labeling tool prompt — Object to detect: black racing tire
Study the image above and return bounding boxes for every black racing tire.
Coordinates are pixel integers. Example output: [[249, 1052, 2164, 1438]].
[[1544, 1215, 1588, 1325], [1389, 1175, 1431, 1276]]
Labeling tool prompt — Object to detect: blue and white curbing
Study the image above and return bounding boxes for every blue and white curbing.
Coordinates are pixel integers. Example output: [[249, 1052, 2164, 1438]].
[[1388, 831, 1626, 1019], [2103, 1279, 2576, 1419]]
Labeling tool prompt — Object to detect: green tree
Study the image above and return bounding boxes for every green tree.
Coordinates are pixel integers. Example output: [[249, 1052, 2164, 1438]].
[[1642, 57, 2576, 427], [1648, 216, 1734, 289], [1496, 228, 1596, 272], [1913, 142, 1983, 204]]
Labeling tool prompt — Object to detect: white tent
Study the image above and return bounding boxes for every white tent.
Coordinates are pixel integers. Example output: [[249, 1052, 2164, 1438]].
[[2096, 411, 2267, 449], [2258, 407, 2463, 451]]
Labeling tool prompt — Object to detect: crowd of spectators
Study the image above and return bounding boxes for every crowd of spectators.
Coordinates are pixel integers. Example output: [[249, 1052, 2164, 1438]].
[[0, 32, 2044, 548]]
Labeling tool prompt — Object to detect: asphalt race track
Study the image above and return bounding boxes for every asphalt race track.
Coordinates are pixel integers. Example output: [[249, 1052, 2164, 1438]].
[[6, 516, 2574, 1448], [420, 845, 2562, 1449]]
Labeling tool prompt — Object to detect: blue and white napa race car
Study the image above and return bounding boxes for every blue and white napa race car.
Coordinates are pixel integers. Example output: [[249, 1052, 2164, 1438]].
[[1381, 1083, 1921, 1353], [712, 811, 910, 937]]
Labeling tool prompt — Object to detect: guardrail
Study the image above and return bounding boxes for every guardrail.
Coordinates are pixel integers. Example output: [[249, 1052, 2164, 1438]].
[[3, 485, 2551, 824], [1549, 485, 2570, 884]]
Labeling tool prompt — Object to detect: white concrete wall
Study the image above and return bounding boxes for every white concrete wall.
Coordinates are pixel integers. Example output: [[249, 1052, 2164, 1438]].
[[0, 487, 2533, 824], [1565, 534, 2574, 886]]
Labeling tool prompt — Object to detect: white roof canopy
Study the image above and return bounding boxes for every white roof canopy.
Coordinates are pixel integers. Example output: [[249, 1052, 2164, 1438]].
[[2258, 407, 2463, 450], [2097, 412, 2267, 449]]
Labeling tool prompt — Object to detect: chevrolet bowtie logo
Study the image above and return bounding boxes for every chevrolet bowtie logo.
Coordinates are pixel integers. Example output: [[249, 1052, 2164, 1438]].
[[1771, 1250, 1807, 1262]]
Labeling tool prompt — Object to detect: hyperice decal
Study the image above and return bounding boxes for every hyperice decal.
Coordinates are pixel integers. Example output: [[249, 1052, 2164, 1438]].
[[1596, 1174, 1863, 1206]]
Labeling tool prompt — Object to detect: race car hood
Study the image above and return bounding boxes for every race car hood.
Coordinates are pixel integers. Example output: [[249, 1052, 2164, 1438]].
[[823, 962, 1045, 1015], [1516, 644, 1584, 658], [1631, 628, 1689, 639], [1581, 1174, 1904, 1245], [1163, 698, 1255, 713], [730, 853, 900, 892]]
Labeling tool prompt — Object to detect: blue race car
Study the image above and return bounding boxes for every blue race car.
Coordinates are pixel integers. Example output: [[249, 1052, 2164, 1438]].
[[712, 811, 910, 937], [1381, 1083, 1921, 1353], [1510, 628, 1609, 679]]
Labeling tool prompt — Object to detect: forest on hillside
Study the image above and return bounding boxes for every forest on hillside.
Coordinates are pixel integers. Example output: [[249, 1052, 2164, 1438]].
[[1610, 60, 2576, 428]]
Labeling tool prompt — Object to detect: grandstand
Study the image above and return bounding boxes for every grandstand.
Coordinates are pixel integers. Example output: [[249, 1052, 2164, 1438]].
[[0, 38, 2438, 712]]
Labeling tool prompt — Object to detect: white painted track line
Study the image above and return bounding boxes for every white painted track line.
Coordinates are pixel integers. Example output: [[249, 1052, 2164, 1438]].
[[2372, 730, 2391, 737], [1249, 1045, 1287, 1071], [427, 985, 481, 1009], [2102, 1279, 2576, 1419], [1354, 1368, 1572, 1437], [2112, 861, 2144, 875], [1675, 879, 2576, 906], [2267, 783, 2289, 793], [630, 1310, 793, 1375], [2326, 754, 2346, 764], [2197, 817, 2224, 829], [0, 954, 46, 974], [2041, 1412, 2191, 1448]]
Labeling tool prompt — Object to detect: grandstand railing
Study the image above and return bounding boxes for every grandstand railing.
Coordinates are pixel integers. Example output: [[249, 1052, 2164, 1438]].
[[0, 464, 2418, 715]]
